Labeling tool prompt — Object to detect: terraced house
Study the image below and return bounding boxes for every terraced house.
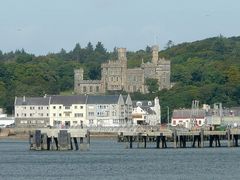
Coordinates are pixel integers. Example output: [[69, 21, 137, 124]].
[[14, 94, 132, 128]]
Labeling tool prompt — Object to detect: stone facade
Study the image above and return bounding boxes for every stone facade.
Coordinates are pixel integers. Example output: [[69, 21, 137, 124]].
[[74, 45, 171, 95]]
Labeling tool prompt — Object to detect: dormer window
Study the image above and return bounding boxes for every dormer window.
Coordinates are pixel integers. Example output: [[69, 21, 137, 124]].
[[136, 101, 142, 107]]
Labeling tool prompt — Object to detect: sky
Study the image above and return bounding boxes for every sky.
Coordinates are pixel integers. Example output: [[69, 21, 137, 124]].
[[0, 0, 240, 55]]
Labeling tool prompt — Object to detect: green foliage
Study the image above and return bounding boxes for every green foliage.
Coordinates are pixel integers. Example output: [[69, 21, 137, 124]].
[[1, 36, 240, 118], [145, 78, 159, 93]]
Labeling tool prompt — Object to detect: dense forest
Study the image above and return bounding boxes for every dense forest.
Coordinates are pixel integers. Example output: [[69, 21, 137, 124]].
[[1, 36, 240, 122]]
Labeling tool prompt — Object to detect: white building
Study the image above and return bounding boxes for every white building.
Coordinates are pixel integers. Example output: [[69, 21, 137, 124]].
[[14, 96, 50, 128], [49, 95, 87, 127], [132, 97, 161, 125], [171, 109, 206, 128], [14, 94, 133, 128], [0, 108, 14, 128], [86, 94, 132, 127]]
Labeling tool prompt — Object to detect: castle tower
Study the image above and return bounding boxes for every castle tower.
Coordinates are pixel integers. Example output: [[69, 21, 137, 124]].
[[152, 45, 159, 64], [74, 68, 84, 81], [117, 48, 127, 61], [74, 68, 84, 93]]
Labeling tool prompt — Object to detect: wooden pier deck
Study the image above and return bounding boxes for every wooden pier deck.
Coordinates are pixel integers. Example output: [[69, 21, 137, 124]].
[[118, 128, 240, 149], [29, 128, 90, 151]]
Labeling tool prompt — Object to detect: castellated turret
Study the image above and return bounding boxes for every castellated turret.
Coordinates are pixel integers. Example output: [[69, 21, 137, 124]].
[[152, 45, 159, 64], [74, 68, 84, 81], [117, 48, 127, 61]]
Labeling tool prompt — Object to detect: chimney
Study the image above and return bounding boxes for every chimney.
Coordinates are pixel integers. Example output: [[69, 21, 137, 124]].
[[117, 48, 127, 60]]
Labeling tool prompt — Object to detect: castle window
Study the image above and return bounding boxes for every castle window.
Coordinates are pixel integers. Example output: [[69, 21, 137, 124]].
[[111, 77, 113, 81], [83, 86, 86, 92], [96, 86, 99, 92], [90, 86, 93, 92], [116, 77, 119, 81]]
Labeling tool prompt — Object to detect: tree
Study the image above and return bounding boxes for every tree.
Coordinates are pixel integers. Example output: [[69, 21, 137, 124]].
[[86, 42, 94, 53], [72, 43, 81, 61], [145, 46, 151, 53], [95, 42, 106, 54], [145, 78, 159, 93], [165, 40, 174, 49]]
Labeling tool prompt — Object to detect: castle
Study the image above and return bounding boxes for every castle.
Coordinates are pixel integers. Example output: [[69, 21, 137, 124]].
[[74, 45, 171, 94]]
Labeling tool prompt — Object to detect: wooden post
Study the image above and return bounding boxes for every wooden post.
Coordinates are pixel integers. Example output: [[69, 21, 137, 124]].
[[173, 129, 177, 148], [209, 135, 213, 147], [192, 136, 196, 148], [129, 136, 133, 149], [200, 129, 204, 148], [143, 136, 147, 148], [73, 137, 79, 150], [160, 133, 163, 148], [234, 135, 238, 147]]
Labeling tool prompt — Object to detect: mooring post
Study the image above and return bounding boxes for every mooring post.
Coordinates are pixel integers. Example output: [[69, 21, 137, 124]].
[[200, 129, 204, 148]]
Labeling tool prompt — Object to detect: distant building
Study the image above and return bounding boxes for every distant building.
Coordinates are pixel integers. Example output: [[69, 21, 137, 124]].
[[171, 109, 206, 128], [0, 108, 14, 128], [206, 104, 240, 127], [132, 97, 161, 125], [74, 45, 171, 95]]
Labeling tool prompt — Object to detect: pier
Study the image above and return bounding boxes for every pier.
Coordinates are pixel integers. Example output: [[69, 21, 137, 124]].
[[29, 129, 90, 151], [118, 128, 240, 149]]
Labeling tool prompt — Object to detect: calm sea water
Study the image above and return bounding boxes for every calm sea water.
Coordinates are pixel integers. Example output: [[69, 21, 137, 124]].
[[0, 138, 240, 180]]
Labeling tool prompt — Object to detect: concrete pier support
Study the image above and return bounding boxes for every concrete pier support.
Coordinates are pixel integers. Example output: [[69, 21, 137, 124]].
[[35, 130, 41, 150], [58, 130, 70, 151], [41, 133, 48, 150], [29, 129, 90, 151]]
